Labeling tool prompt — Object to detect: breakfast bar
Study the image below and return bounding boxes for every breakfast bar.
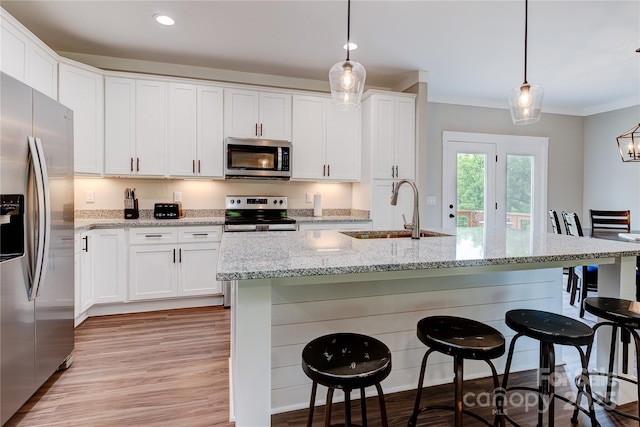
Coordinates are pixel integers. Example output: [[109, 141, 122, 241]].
[[216, 228, 640, 426]]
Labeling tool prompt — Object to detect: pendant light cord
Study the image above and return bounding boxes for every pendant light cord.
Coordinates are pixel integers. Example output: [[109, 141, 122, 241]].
[[523, 0, 528, 84], [346, 0, 351, 61]]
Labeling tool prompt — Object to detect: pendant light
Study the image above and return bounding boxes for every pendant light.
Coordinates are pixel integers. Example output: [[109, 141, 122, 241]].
[[329, 0, 366, 110], [616, 50, 640, 162], [508, 0, 544, 125]]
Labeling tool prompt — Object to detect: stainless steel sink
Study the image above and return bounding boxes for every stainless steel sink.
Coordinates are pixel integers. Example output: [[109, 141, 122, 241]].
[[340, 230, 452, 239]]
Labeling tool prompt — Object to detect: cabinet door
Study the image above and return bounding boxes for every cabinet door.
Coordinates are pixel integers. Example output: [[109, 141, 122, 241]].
[[168, 83, 198, 176], [291, 95, 325, 180], [370, 95, 396, 179], [178, 243, 222, 296], [197, 86, 224, 177], [129, 244, 177, 300], [1, 14, 28, 82], [59, 63, 104, 175], [105, 77, 136, 175], [92, 229, 127, 304], [326, 104, 360, 181], [78, 231, 94, 314], [28, 43, 57, 99], [259, 92, 291, 141], [135, 80, 166, 176], [395, 97, 416, 179], [224, 89, 259, 138]]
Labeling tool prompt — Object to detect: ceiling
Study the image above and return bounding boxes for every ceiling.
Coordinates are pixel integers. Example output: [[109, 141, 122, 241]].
[[3, 1, 639, 116]]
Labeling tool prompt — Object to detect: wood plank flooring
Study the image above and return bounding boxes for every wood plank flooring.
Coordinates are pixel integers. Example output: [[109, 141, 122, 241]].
[[5, 281, 639, 426]]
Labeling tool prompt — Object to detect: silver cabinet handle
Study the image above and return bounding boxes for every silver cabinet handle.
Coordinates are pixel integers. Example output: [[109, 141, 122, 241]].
[[260, 123, 263, 136], [198, 160, 201, 173]]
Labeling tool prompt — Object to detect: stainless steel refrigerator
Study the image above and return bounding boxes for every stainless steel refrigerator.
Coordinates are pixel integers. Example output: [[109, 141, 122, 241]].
[[1, 72, 75, 425]]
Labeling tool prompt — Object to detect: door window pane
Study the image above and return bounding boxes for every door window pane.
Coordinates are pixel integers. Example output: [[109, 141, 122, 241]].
[[457, 153, 485, 228], [506, 155, 532, 230]]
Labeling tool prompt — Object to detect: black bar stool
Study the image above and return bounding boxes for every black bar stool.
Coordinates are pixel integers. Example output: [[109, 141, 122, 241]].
[[301, 332, 391, 427], [575, 297, 640, 423], [501, 309, 599, 427], [407, 315, 506, 427]]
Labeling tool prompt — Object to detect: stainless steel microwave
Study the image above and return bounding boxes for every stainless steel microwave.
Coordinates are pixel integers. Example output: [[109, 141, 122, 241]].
[[224, 138, 291, 179]]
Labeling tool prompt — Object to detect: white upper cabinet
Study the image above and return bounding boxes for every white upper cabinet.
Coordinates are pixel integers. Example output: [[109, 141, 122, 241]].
[[58, 62, 104, 175], [224, 88, 291, 141], [168, 83, 223, 178], [1, 9, 58, 99], [366, 93, 416, 180], [104, 76, 166, 176], [291, 94, 360, 181]]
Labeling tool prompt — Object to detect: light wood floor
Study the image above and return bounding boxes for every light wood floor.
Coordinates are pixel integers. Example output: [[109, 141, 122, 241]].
[[5, 283, 639, 426]]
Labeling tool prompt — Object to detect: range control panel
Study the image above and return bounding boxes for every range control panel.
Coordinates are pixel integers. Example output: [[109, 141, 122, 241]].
[[225, 196, 287, 210]]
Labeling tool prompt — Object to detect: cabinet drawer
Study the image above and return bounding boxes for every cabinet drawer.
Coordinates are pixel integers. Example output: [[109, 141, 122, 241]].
[[128, 227, 177, 244], [178, 226, 222, 243]]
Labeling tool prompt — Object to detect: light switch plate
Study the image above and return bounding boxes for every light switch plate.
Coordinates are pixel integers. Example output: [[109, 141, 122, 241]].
[[86, 190, 95, 203], [173, 191, 182, 202], [306, 193, 313, 203]]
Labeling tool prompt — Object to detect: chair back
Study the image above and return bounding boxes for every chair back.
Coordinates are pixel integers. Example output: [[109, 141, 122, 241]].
[[561, 211, 584, 237], [548, 210, 562, 234], [589, 209, 631, 235]]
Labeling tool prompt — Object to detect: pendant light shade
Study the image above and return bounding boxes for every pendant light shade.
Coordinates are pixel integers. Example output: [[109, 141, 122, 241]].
[[508, 0, 543, 125], [616, 123, 640, 162], [329, 0, 366, 110]]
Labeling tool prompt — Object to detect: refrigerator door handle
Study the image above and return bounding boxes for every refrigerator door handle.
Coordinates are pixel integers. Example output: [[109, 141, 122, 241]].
[[27, 137, 50, 300]]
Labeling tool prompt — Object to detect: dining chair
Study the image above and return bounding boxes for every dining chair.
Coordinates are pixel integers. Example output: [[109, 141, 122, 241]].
[[589, 209, 631, 235], [562, 211, 598, 318], [548, 209, 562, 234]]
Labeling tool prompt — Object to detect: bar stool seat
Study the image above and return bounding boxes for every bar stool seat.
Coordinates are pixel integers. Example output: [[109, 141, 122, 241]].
[[502, 309, 599, 427], [408, 316, 506, 427], [578, 297, 640, 423], [302, 332, 391, 427]]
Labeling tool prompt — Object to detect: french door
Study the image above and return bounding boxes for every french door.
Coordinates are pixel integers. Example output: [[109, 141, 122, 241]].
[[442, 131, 548, 233]]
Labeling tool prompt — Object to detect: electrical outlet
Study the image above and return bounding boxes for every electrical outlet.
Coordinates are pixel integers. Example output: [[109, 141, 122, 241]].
[[306, 193, 313, 203], [173, 191, 182, 202], [86, 190, 95, 203]]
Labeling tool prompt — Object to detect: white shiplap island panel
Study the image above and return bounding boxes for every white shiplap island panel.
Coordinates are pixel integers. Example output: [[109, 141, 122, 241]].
[[217, 228, 640, 427]]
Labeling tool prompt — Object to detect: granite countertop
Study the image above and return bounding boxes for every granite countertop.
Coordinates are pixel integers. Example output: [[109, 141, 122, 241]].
[[74, 215, 370, 230], [216, 227, 640, 281]]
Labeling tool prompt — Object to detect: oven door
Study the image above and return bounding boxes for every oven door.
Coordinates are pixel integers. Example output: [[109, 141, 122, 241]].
[[224, 138, 291, 178]]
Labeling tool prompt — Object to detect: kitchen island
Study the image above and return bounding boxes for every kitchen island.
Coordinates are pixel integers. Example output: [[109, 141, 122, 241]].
[[217, 228, 640, 426]]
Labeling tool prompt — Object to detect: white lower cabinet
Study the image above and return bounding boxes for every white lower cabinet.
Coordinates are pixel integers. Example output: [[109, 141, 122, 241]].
[[92, 229, 127, 304], [76, 231, 94, 317], [128, 226, 222, 301]]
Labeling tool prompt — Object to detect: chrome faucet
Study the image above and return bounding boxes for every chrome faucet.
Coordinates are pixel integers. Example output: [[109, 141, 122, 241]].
[[390, 179, 420, 239]]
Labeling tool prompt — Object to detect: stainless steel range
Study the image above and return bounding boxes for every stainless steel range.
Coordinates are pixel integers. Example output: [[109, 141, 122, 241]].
[[224, 195, 297, 232]]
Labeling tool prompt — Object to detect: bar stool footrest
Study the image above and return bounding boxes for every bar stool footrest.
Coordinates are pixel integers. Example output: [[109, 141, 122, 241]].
[[580, 371, 640, 423]]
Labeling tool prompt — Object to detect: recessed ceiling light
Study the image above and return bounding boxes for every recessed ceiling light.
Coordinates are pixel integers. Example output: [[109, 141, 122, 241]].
[[343, 42, 358, 51], [154, 14, 175, 26]]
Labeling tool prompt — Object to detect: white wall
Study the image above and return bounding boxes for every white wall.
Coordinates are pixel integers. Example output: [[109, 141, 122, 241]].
[[74, 178, 353, 212], [424, 103, 585, 228], [583, 106, 640, 229]]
